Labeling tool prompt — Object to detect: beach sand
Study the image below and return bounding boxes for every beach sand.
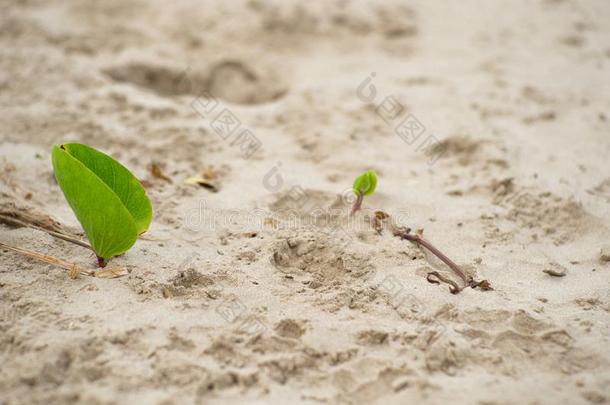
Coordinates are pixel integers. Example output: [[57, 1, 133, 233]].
[[1, 0, 609, 403]]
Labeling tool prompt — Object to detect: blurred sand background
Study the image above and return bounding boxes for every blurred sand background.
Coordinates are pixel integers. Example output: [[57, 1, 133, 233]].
[[1, 0, 609, 403]]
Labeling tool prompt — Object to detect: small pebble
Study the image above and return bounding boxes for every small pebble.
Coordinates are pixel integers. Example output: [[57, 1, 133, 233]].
[[543, 263, 567, 277]]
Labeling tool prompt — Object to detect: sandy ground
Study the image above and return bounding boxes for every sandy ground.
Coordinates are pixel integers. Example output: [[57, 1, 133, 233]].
[[1, 0, 610, 403]]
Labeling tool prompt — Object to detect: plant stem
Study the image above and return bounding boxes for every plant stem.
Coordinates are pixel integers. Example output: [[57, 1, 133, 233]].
[[97, 256, 107, 268], [395, 228, 474, 293], [351, 193, 364, 215], [400, 232, 471, 286], [426, 271, 461, 294]]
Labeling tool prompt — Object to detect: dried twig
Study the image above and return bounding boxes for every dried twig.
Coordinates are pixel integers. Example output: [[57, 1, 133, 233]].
[[0, 213, 91, 250], [0, 242, 127, 279], [0, 204, 65, 233], [0, 241, 94, 277]]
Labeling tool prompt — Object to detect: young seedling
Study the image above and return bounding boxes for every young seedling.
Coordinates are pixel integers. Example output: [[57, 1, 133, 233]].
[[351, 170, 377, 214], [52, 143, 153, 267]]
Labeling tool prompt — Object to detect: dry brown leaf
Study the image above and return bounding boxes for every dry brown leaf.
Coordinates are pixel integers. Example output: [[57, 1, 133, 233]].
[[162, 287, 174, 298], [94, 267, 129, 278], [202, 165, 220, 181], [184, 176, 219, 192], [150, 163, 172, 183]]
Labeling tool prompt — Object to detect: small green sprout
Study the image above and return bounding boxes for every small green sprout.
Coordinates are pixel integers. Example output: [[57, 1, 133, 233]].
[[351, 170, 377, 214], [52, 143, 153, 267]]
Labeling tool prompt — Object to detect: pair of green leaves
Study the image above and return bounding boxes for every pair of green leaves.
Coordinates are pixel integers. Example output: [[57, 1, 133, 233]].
[[353, 170, 378, 197], [52, 143, 152, 260]]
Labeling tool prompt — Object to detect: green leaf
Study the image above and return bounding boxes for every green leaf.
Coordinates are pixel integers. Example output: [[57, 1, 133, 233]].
[[52, 143, 152, 260], [353, 170, 378, 196]]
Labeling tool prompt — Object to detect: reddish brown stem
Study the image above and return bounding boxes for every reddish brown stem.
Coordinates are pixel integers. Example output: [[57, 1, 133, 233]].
[[351, 193, 364, 215], [399, 232, 471, 289], [97, 256, 107, 268], [427, 271, 461, 294]]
